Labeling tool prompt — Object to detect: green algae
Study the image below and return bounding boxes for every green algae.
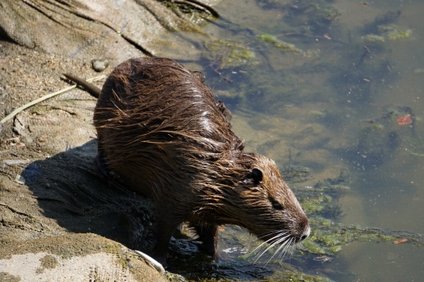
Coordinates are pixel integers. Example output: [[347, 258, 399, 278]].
[[361, 34, 386, 44], [257, 33, 303, 54], [362, 24, 412, 45], [204, 39, 256, 69], [300, 194, 334, 215], [379, 25, 412, 41], [303, 217, 424, 257]]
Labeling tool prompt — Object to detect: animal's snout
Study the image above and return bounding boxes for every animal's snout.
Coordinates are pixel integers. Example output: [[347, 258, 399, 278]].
[[299, 224, 311, 242]]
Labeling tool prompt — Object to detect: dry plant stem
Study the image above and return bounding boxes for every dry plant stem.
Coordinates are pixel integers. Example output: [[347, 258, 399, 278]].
[[0, 75, 105, 124]]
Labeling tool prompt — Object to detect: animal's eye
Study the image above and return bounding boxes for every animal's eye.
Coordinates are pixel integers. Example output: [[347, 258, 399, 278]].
[[244, 168, 263, 186], [250, 168, 263, 185], [269, 197, 284, 210]]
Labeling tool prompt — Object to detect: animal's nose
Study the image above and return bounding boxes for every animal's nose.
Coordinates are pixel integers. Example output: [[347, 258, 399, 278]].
[[300, 224, 311, 241]]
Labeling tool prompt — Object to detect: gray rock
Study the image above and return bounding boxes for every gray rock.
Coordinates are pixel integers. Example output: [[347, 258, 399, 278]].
[[0, 0, 221, 62]]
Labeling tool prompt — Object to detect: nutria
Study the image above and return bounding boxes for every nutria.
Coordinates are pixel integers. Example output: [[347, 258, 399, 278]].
[[64, 57, 310, 265]]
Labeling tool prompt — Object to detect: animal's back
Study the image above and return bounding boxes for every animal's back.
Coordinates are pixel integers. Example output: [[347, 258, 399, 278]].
[[94, 57, 240, 199]]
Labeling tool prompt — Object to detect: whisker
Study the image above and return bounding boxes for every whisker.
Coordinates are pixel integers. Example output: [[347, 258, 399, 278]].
[[279, 237, 296, 260], [251, 235, 283, 261], [248, 230, 287, 256], [254, 233, 291, 263], [267, 235, 293, 264]]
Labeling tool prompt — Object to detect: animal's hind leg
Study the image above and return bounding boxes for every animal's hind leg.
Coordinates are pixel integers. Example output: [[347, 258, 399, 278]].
[[151, 215, 181, 267]]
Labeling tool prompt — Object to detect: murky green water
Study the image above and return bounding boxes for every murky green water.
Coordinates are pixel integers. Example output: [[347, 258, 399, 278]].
[[169, 0, 424, 281]]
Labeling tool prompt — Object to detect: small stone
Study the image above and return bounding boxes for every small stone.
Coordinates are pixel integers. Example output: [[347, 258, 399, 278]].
[[3, 159, 30, 166], [91, 59, 109, 72]]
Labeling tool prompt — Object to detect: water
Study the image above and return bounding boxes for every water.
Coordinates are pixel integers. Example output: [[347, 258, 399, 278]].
[[170, 0, 424, 281]]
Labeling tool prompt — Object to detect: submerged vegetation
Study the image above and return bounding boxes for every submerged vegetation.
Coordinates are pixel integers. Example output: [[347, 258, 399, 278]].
[[204, 39, 257, 69], [257, 33, 304, 54]]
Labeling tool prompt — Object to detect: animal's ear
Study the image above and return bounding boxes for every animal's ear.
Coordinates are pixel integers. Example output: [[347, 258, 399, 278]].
[[192, 70, 205, 83], [248, 168, 263, 185]]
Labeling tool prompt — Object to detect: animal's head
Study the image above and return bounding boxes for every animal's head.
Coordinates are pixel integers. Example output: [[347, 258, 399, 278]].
[[197, 153, 310, 255]]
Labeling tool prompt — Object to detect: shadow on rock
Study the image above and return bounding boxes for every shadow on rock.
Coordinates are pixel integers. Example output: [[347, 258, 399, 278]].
[[21, 140, 157, 252]]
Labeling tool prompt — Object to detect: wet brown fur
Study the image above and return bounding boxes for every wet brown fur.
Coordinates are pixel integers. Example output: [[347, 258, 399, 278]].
[[92, 57, 309, 264]]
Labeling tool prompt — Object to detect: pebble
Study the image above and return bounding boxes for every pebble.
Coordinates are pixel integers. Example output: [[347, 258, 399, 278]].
[[3, 159, 31, 166], [91, 59, 109, 72]]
